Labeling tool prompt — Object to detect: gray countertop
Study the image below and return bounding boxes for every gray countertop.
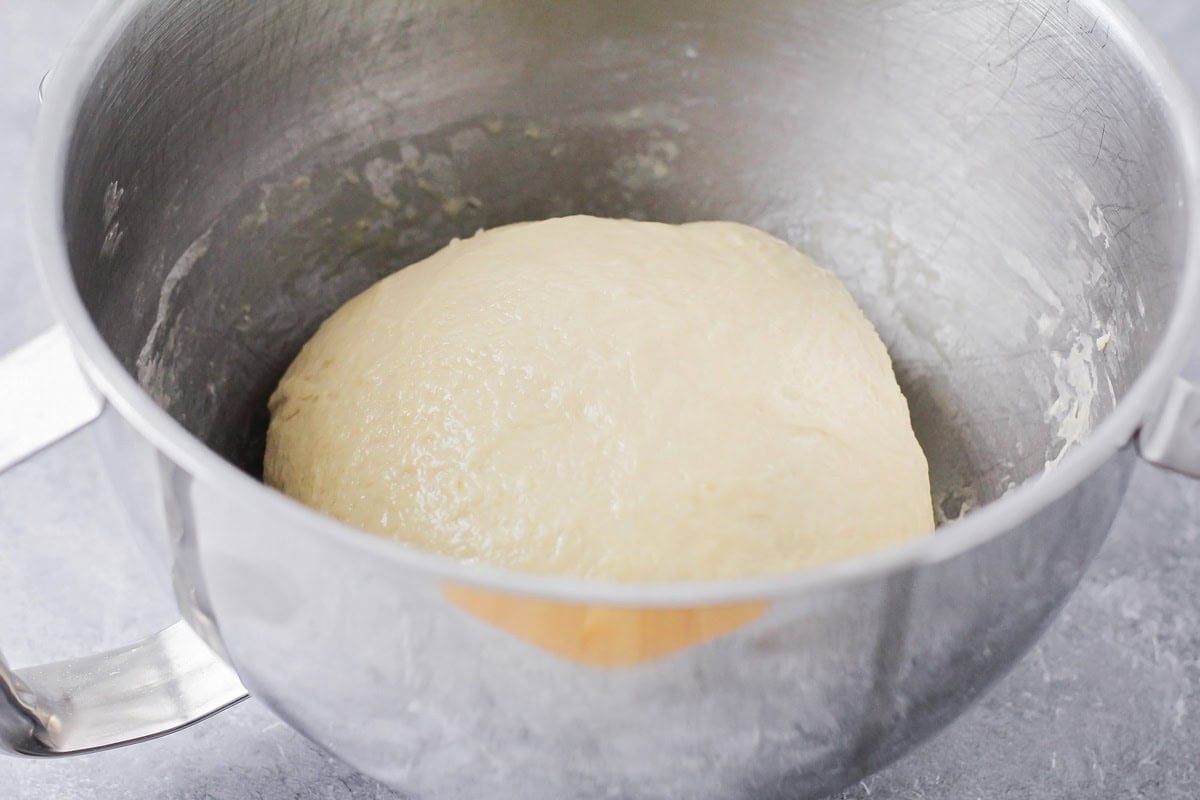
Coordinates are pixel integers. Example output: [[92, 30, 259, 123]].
[[2, 2, 1199, 798]]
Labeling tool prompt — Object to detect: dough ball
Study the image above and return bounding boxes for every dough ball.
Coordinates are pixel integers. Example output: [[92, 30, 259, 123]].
[[265, 216, 932, 581]]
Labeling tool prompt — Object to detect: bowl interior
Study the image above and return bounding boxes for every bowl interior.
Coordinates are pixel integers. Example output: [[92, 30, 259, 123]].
[[62, 0, 1187, 524]]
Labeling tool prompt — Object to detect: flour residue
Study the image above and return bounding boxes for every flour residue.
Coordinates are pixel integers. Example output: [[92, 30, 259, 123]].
[[1072, 178, 1113, 250], [103, 181, 124, 228], [567, 102, 692, 134], [363, 158, 405, 207], [136, 227, 214, 402], [610, 139, 680, 192], [1087, 205, 1113, 250], [1002, 246, 1064, 313], [1044, 333, 1099, 470], [101, 180, 126, 259], [100, 222, 124, 259]]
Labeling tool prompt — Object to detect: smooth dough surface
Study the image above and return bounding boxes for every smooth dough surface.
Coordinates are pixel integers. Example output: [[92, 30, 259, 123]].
[[265, 216, 933, 581]]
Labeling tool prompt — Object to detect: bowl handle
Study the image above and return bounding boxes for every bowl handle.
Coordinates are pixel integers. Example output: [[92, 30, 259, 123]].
[[0, 327, 247, 757], [1138, 377, 1200, 477]]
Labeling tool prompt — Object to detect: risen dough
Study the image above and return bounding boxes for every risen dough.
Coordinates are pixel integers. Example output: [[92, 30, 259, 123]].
[[265, 216, 932, 580]]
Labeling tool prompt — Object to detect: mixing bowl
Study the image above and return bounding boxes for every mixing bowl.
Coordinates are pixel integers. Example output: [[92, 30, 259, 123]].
[[5, 1, 1200, 798]]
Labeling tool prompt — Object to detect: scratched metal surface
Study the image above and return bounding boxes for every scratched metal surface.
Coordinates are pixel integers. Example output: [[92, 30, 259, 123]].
[[1, 1, 1199, 798]]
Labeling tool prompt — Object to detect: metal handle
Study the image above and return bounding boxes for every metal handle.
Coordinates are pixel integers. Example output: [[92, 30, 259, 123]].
[[1138, 376, 1200, 477], [0, 327, 247, 757]]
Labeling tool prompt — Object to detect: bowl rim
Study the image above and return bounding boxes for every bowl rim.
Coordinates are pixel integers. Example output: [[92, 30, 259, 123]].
[[27, 0, 1200, 607]]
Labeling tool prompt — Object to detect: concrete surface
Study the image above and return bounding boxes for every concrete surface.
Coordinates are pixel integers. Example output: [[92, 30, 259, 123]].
[[0, 1, 1198, 798]]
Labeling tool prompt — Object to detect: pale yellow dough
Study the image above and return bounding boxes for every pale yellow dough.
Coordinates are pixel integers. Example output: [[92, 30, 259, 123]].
[[265, 216, 933, 581]]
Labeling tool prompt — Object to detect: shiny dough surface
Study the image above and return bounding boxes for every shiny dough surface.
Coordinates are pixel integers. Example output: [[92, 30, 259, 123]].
[[265, 216, 933, 581]]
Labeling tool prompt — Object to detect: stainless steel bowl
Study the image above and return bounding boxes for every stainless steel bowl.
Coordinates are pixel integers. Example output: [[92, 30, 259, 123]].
[[4, 1, 1200, 798]]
